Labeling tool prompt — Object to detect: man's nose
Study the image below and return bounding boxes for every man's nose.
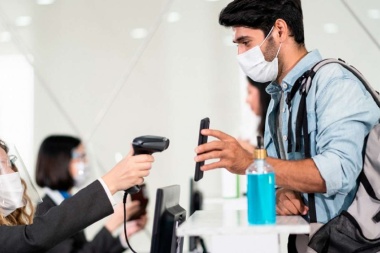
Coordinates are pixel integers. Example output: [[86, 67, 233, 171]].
[[237, 46, 244, 55]]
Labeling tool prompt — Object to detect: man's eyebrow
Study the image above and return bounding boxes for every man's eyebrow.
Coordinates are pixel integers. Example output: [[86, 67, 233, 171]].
[[233, 36, 250, 44]]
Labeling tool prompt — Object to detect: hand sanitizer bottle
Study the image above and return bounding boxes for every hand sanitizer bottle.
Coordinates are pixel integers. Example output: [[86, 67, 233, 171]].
[[246, 136, 276, 225]]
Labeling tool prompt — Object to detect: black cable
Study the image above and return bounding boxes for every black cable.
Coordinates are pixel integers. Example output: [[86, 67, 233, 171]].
[[199, 237, 208, 253], [340, 0, 380, 51], [123, 192, 138, 253]]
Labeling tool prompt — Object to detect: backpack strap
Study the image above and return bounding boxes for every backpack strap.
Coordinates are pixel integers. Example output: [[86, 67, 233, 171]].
[[286, 70, 311, 153], [359, 135, 380, 223], [359, 171, 380, 223], [287, 58, 380, 224]]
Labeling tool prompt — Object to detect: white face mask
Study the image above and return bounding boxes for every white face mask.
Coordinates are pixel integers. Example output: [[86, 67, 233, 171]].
[[0, 172, 25, 216], [237, 27, 282, 83], [73, 162, 89, 188]]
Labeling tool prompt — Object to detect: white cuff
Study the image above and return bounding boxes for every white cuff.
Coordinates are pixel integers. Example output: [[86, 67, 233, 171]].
[[119, 233, 129, 249], [98, 178, 117, 206]]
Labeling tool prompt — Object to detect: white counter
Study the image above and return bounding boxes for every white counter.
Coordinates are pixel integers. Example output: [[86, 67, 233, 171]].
[[177, 209, 309, 253]]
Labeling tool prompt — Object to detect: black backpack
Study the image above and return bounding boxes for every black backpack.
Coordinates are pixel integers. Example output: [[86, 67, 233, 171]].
[[286, 58, 380, 253]]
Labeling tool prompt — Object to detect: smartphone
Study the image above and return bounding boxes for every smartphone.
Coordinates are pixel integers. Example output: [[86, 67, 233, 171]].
[[194, 117, 210, 182], [128, 183, 149, 221]]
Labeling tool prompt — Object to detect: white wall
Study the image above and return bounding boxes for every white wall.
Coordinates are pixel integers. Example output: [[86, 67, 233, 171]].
[[0, 55, 34, 171], [31, 0, 241, 251]]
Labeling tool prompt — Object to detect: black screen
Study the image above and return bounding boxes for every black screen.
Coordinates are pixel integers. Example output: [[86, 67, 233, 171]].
[[150, 185, 186, 253], [189, 178, 205, 252]]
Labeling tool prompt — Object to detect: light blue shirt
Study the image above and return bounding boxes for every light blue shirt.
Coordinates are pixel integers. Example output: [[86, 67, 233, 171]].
[[264, 50, 380, 223]]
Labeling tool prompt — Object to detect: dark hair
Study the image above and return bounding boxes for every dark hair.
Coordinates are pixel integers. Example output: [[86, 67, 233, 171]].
[[247, 77, 271, 136], [35, 135, 81, 191], [0, 140, 8, 153], [0, 140, 18, 173], [219, 0, 304, 45]]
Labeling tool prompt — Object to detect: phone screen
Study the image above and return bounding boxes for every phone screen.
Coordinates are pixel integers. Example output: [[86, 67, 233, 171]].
[[194, 117, 210, 181], [128, 183, 149, 221]]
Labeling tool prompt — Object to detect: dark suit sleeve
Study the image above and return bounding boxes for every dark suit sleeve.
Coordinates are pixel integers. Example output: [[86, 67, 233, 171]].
[[36, 193, 126, 253], [35, 195, 88, 253], [108, 236, 128, 253], [35, 195, 56, 217], [0, 180, 114, 253], [47, 227, 126, 253]]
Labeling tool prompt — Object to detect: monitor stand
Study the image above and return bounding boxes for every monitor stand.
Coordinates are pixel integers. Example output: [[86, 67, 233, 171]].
[[190, 236, 208, 253]]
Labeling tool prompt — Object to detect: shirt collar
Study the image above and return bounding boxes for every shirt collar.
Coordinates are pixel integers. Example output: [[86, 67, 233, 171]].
[[266, 50, 323, 95], [44, 187, 66, 205]]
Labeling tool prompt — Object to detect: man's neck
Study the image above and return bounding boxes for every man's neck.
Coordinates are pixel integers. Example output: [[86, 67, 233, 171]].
[[276, 45, 308, 84]]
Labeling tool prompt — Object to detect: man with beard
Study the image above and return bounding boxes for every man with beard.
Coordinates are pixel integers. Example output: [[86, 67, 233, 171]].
[[194, 0, 380, 251]]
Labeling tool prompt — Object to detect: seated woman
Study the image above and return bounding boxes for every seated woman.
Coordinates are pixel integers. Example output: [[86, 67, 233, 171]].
[[35, 135, 146, 253]]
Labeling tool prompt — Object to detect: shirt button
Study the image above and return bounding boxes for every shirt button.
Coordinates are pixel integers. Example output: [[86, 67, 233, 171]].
[[283, 135, 288, 141], [282, 83, 288, 89]]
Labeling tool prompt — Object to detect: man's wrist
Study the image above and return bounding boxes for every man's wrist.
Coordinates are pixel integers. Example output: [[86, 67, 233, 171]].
[[241, 154, 254, 174]]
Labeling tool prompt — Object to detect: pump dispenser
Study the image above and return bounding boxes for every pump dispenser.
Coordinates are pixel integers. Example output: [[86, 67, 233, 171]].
[[246, 136, 276, 225]]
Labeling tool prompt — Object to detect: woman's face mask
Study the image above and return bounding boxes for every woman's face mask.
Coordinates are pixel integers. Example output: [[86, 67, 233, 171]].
[[72, 161, 89, 188], [71, 145, 89, 188], [237, 26, 282, 84], [0, 172, 24, 216], [0, 143, 41, 211]]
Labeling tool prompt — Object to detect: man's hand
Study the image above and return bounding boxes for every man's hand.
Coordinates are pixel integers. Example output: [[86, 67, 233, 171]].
[[194, 129, 254, 175], [276, 188, 308, 215]]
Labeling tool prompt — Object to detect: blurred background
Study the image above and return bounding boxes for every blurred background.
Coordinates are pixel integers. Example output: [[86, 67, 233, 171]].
[[0, 0, 379, 252]]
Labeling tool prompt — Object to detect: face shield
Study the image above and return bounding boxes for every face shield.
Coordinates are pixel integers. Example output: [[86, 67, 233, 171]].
[[0, 142, 41, 217], [71, 144, 92, 189]]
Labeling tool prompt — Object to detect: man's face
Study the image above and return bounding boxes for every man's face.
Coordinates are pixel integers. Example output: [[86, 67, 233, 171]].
[[233, 26, 278, 62]]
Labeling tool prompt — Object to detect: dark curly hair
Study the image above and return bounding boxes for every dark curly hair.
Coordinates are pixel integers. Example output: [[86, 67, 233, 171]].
[[219, 0, 304, 45]]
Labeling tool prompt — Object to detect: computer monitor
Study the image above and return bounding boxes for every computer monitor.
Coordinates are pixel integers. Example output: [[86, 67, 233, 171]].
[[189, 179, 207, 253], [189, 178, 203, 216], [150, 185, 186, 253]]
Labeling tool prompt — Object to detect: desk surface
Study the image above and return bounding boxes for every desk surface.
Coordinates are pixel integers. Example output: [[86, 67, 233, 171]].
[[177, 209, 310, 237]]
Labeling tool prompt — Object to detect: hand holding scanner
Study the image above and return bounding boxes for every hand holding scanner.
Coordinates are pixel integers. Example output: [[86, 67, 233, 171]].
[[125, 135, 170, 195]]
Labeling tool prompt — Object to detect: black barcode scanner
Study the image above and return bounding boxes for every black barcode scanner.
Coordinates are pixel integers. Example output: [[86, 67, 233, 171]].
[[123, 136, 170, 253], [125, 135, 170, 195]]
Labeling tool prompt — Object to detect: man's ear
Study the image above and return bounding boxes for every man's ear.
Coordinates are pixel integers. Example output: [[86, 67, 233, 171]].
[[274, 19, 288, 43]]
